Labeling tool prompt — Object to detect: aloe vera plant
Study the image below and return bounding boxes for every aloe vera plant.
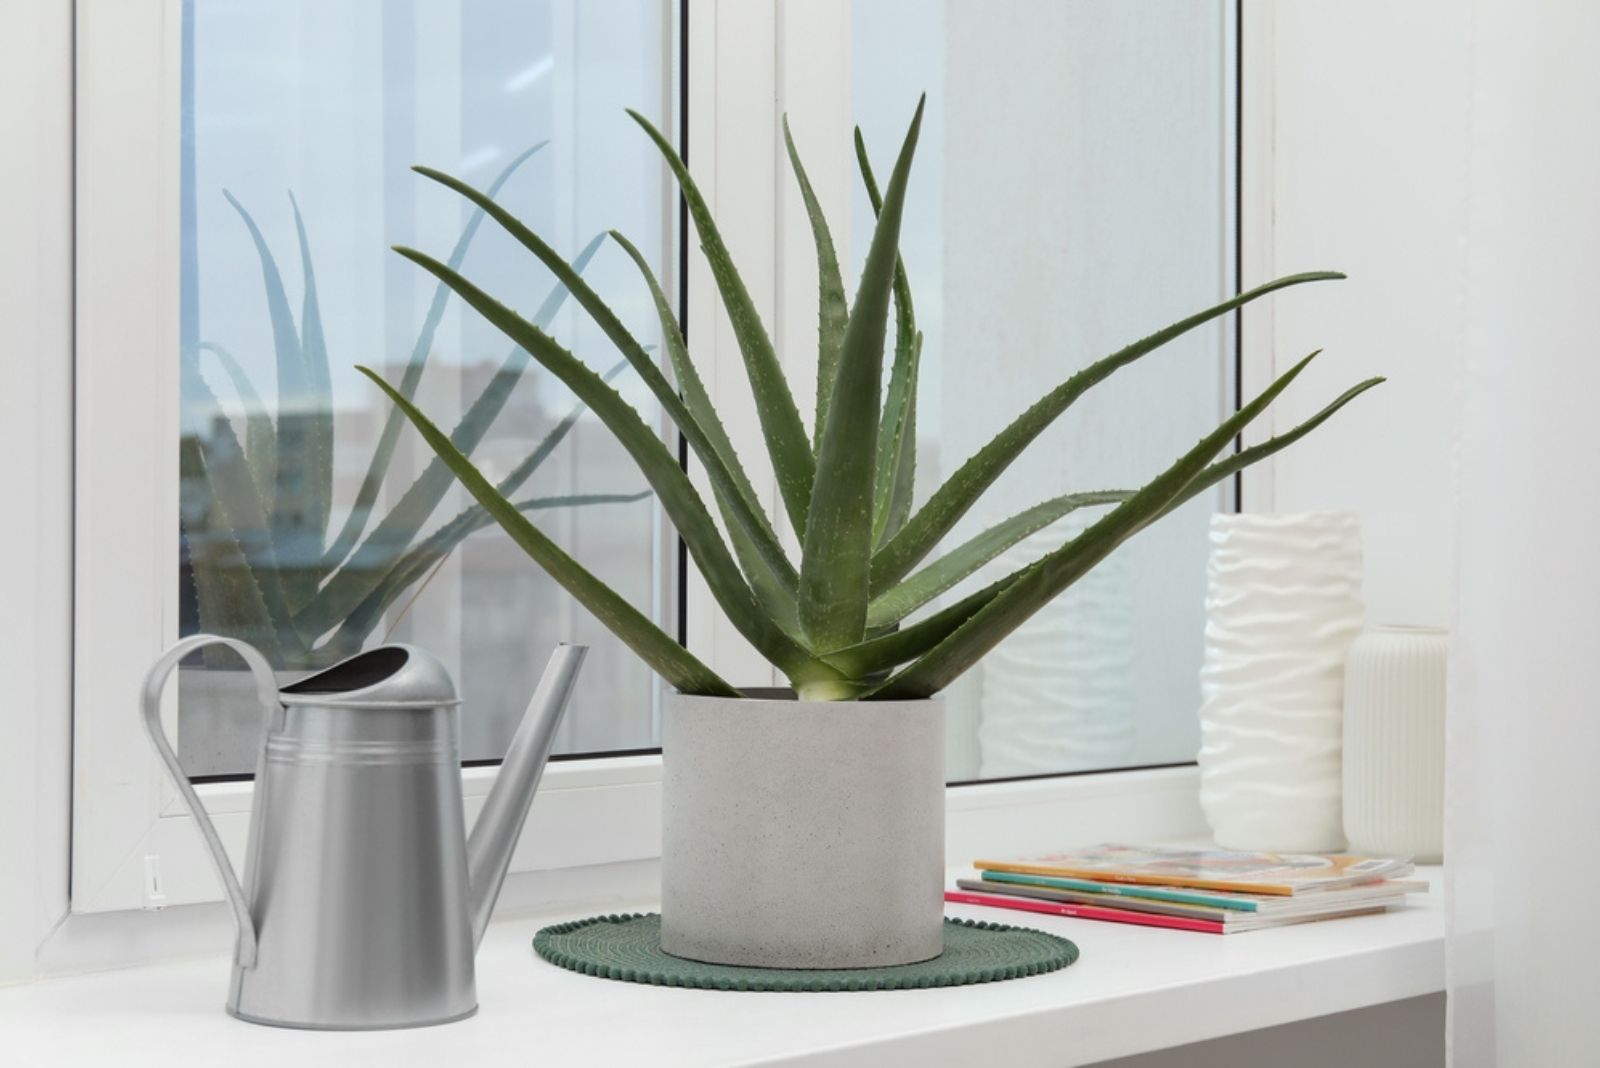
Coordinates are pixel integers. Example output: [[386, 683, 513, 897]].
[[183, 142, 646, 670], [360, 98, 1383, 701]]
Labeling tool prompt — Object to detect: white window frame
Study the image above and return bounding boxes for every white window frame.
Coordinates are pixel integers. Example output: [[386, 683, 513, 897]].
[[69, 0, 698, 917], [9, 0, 1248, 967], [0, 0, 75, 982]]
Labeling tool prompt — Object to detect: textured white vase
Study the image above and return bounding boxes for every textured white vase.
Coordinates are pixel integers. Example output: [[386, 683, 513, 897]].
[[977, 523, 1135, 777], [1197, 512, 1363, 852], [1342, 626, 1448, 862]]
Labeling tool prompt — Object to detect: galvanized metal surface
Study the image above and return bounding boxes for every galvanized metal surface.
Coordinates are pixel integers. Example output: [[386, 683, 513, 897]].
[[140, 635, 584, 1029]]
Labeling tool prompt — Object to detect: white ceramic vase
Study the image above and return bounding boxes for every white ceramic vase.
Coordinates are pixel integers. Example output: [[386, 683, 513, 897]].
[[1197, 512, 1363, 852], [1341, 626, 1447, 862], [660, 692, 946, 969]]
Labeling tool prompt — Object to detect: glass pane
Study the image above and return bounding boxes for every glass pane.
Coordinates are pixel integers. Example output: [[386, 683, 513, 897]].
[[852, 0, 1236, 779], [177, 0, 678, 776]]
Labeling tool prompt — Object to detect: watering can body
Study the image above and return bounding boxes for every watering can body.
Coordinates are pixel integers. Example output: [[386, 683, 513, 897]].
[[141, 635, 586, 1030]]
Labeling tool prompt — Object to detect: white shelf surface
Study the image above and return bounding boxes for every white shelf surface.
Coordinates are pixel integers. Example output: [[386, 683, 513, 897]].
[[0, 868, 1442, 1067]]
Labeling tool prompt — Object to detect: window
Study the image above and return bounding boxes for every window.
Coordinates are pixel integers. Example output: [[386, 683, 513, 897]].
[[69, 0, 1235, 913], [846, 0, 1238, 778], [176, 0, 678, 776], [71, 0, 686, 912]]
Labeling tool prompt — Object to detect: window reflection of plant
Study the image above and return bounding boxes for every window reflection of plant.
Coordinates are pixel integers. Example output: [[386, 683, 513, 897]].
[[180, 143, 647, 670]]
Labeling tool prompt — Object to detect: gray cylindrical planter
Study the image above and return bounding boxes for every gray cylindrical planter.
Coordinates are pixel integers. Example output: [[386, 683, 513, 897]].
[[661, 691, 945, 969]]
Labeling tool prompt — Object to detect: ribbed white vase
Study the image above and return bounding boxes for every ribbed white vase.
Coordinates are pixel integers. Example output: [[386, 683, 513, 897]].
[[1197, 512, 1363, 852], [1342, 626, 1447, 862]]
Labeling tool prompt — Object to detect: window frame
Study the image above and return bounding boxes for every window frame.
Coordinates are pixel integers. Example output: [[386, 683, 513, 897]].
[[55, 0, 1241, 928], [0, 0, 74, 980], [70, 0, 697, 915]]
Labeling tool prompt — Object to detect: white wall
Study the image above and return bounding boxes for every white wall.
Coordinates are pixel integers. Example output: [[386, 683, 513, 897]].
[[1249, 0, 1470, 628], [1447, 3, 1600, 1062]]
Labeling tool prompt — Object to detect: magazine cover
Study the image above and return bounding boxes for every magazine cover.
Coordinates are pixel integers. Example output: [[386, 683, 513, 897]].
[[944, 889, 1392, 934], [955, 878, 1419, 924], [974, 844, 1414, 896], [975, 870, 1429, 913]]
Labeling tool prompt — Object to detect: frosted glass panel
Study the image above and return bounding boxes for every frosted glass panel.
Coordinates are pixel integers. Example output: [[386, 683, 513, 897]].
[[852, 0, 1236, 778], [177, 0, 677, 775]]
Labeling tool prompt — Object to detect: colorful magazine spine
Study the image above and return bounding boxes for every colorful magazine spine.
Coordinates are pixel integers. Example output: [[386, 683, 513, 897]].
[[975, 860, 1297, 896], [980, 870, 1261, 912], [945, 890, 1225, 934]]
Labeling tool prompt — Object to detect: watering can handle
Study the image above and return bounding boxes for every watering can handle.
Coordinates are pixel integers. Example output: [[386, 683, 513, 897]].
[[140, 634, 278, 969]]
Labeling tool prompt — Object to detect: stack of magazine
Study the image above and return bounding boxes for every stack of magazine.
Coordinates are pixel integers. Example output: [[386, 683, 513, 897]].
[[945, 844, 1425, 934]]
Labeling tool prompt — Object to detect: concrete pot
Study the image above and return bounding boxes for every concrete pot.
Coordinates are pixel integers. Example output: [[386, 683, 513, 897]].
[[660, 690, 945, 969]]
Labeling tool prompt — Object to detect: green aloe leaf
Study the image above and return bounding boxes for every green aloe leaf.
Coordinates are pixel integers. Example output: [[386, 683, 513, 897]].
[[608, 230, 801, 636], [800, 97, 925, 651], [871, 349, 1336, 699], [870, 271, 1347, 591], [197, 342, 276, 510], [866, 489, 1129, 629], [320, 141, 549, 573], [407, 166, 800, 619], [830, 374, 1384, 682], [855, 127, 922, 547], [357, 367, 737, 697], [324, 360, 631, 650], [880, 333, 921, 545], [627, 108, 817, 536], [376, 250, 817, 676], [820, 572, 1017, 678], [1156, 375, 1387, 523], [324, 491, 650, 656], [782, 116, 849, 450], [288, 192, 335, 564], [296, 234, 604, 638]]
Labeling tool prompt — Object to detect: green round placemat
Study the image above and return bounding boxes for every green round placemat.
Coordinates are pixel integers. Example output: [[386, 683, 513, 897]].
[[533, 914, 1078, 992]]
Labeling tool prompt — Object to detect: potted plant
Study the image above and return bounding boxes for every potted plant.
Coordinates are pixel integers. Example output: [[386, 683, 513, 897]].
[[360, 97, 1382, 968], [180, 144, 644, 771]]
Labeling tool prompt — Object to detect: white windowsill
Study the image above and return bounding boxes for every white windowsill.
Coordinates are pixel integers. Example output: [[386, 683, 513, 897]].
[[54, 765, 1211, 953], [0, 867, 1442, 1067]]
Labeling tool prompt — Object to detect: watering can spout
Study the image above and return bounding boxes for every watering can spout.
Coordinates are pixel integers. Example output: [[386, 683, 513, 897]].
[[466, 643, 587, 948]]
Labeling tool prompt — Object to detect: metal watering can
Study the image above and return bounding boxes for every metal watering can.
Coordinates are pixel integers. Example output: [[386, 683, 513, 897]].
[[141, 634, 586, 1030]]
